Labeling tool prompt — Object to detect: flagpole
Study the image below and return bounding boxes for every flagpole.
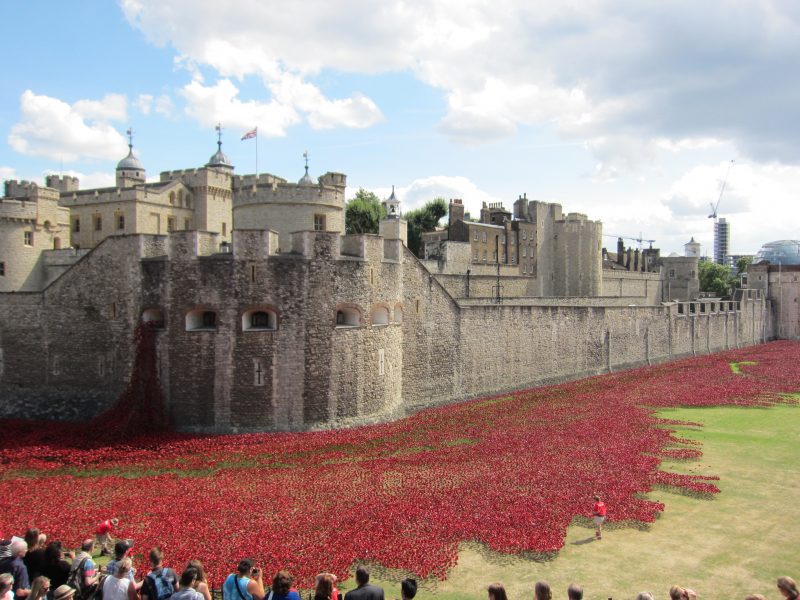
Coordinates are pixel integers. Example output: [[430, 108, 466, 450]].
[[255, 127, 259, 179]]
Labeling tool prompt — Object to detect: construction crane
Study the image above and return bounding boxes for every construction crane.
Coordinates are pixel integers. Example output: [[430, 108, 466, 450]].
[[709, 159, 735, 222], [602, 233, 656, 249], [709, 159, 735, 264]]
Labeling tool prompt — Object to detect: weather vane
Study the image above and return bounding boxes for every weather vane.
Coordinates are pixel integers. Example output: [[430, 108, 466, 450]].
[[215, 123, 223, 147], [126, 128, 133, 149]]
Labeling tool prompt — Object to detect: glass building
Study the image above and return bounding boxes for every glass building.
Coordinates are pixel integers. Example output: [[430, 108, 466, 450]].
[[754, 240, 800, 265]]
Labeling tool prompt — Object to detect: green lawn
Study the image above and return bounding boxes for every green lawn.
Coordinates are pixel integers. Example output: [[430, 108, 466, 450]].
[[357, 405, 800, 600]]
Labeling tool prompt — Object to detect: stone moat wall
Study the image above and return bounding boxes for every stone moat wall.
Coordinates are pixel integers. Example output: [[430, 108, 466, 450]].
[[0, 232, 771, 432]]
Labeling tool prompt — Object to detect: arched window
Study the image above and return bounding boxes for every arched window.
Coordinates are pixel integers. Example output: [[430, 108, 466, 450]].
[[371, 306, 389, 326], [53, 237, 61, 250], [177, 190, 184, 206], [242, 308, 278, 331], [186, 309, 217, 331], [141, 308, 165, 328], [169, 191, 175, 205], [335, 307, 361, 328], [394, 304, 403, 324]]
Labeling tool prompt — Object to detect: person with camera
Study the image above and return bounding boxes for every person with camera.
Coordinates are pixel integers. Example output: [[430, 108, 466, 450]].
[[222, 560, 264, 600]]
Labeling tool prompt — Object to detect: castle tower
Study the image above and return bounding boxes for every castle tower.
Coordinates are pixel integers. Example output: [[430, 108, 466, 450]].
[[383, 185, 401, 218], [1, 180, 71, 291], [116, 128, 146, 187], [379, 186, 407, 246], [684, 237, 701, 258]]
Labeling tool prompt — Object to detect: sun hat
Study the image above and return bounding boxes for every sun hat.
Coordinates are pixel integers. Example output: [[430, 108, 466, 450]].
[[53, 585, 76, 600]]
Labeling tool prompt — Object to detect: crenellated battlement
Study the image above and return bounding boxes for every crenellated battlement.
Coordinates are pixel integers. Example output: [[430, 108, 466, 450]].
[[233, 178, 345, 208], [159, 167, 233, 189], [154, 228, 398, 266], [45, 175, 80, 192], [64, 186, 147, 205], [232, 173, 286, 188], [0, 197, 38, 220], [4, 180, 60, 202]]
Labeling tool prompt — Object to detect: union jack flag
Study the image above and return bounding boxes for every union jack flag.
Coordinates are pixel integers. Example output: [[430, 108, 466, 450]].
[[241, 127, 257, 141]]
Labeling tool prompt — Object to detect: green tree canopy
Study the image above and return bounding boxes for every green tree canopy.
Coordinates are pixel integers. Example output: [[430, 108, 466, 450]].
[[699, 261, 734, 298], [736, 255, 754, 274], [345, 188, 385, 234], [404, 197, 447, 257]]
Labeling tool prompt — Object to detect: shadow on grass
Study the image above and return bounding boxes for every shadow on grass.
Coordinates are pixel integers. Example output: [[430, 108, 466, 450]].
[[652, 483, 717, 500], [570, 536, 597, 546]]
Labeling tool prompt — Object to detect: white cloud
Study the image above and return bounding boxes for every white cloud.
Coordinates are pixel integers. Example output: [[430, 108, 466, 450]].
[[181, 79, 300, 136], [598, 161, 800, 255], [73, 94, 127, 121], [136, 94, 154, 115], [0, 166, 17, 183], [8, 90, 128, 162], [154, 94, 174, 116], [137, 93, 173, 117], [121, 0, 800, 167]]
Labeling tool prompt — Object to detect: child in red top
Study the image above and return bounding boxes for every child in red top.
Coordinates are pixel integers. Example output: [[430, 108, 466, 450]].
[[592, 495, 606, 540]]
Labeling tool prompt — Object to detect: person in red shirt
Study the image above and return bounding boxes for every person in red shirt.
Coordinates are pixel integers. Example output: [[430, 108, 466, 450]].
[[592, 495, 606, 539], [94, 519, 118, 556]]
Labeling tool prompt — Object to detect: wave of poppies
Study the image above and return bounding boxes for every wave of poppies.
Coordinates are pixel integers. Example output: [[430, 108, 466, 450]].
[[1, 341, 798, 588]]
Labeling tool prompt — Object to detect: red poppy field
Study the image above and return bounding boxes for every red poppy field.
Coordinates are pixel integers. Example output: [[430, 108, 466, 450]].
[[1, 341, 799, 589]]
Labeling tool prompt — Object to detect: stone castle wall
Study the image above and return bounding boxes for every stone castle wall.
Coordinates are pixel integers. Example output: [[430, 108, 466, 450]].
[[1, 185, 71, 292], [0, 231, 771, 431], [232, 172, 346, 251]]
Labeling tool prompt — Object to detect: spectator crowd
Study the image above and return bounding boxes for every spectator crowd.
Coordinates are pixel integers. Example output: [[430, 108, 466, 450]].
[[1, 525, 797, 600]]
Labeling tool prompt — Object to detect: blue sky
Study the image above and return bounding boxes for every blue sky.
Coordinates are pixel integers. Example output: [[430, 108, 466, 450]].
[[2, 0, 799, 255]]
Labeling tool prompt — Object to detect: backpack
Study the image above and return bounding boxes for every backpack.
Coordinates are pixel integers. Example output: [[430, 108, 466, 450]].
[[147, 568, 176, 600], [66, 557, 103, 600], [66, 558, 86, 594]]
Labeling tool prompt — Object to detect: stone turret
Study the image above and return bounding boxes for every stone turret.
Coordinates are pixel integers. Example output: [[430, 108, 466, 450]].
[[116, 129, 145, 188], [380, 186, 407, 246]]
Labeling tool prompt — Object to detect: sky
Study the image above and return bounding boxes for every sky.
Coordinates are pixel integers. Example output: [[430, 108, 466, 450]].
[[1, 0, 799, 256]]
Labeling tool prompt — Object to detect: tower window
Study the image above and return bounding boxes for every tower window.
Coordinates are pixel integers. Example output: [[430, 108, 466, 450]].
[[314, 214, 326, 231], [24, 231, 33, 246], [243, 309, 278, 331], [73, 218, 80, 233], [94, 216, 102, 231], [0, 262, 5, 276], [117, 215, 125, 230]]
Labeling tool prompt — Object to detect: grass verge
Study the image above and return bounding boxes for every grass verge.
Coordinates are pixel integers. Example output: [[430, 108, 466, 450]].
[[358, 404, 800, 600]]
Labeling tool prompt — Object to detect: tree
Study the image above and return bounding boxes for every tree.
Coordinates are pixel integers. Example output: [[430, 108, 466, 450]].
[[698, 261, 733, 298], [735, 255, 753, 274], [345, 189, 385, 234], [404, 198, 448, 257]]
